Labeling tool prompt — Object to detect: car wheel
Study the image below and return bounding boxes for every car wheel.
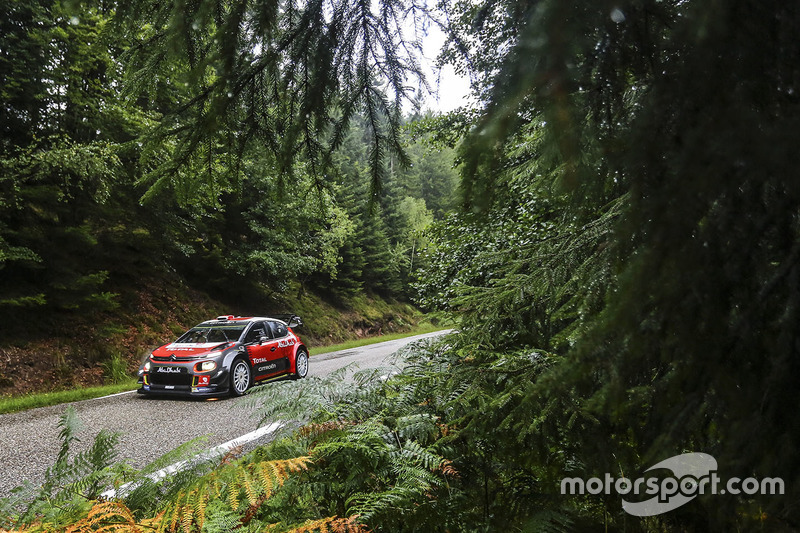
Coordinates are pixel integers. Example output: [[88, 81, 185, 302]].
[[292, 349, 309, 380], [230, 357, 252, 396]]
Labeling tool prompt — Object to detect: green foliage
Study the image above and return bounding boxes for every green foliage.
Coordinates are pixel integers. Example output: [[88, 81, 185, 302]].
[[414, 176, 618, 352], [117, 0, 427, 208], [0, 0, 148, 318], [0, 406, 128, 530], [0, 411, 320, 532], [4, 0, 797, 530], [210, 160, 356, 294], [0, 0, 457, 361], [236, 337, 588, 531], [103, 351, 130, 385], [244, 342, 460, 530], [421, 0, 800, 529]]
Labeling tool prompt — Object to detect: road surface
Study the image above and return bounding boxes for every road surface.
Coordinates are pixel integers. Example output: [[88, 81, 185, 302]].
[[0, 330, 450, 498]]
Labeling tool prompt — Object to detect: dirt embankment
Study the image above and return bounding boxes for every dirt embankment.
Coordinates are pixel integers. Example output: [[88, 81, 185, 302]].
[[0, 277, 421, 397]]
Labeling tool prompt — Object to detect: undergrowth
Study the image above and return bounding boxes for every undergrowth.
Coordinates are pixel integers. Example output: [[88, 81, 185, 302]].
[[0, 337, 460, 532], [0, 334, 596, 531]]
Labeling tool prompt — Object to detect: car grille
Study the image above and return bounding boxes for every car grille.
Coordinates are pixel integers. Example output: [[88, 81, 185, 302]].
[[152, 355, 201, 362], [149, 367, 192, 386]]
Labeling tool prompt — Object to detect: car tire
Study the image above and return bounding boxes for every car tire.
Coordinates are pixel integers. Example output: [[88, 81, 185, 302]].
[[292, 349, 309, 380], [230, 357, 252, 396]]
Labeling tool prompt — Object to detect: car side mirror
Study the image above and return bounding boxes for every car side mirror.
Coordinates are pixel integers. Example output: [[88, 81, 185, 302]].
[[259, 335, 269, 344], [287, 315, 302, 328]]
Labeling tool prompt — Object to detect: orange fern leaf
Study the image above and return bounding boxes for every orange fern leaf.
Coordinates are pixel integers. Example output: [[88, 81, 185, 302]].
[[284, 515, 371, 533]]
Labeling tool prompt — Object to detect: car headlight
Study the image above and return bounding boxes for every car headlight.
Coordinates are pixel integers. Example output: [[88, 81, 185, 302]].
[[143, 361, 151, 372], [200, 361, 217, 372]]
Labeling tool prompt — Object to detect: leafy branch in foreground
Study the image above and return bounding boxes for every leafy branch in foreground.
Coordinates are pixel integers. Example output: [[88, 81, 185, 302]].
[[117, 0, 429, 207]]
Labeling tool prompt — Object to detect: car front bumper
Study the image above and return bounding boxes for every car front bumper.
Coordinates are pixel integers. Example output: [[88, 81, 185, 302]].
[[138, 364, 230, 397]]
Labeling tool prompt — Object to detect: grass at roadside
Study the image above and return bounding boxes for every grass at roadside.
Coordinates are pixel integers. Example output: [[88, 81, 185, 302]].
[[0, 325, 451, 415], [0, 379, 139, 416], [311, 323, 451, 355]]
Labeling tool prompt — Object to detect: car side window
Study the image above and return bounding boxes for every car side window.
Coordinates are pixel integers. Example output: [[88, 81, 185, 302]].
[[243, 322, 269, 344], [269, 321, 288, 338]]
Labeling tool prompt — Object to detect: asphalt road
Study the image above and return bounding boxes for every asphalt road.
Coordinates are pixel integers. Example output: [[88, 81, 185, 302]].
[[0, 330, 450, 498]]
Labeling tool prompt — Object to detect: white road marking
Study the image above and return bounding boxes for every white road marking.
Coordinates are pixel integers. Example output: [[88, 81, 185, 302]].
[[379, 371, 400, 381], [101, 421, 283, 499], [92, 389, 138, 401]]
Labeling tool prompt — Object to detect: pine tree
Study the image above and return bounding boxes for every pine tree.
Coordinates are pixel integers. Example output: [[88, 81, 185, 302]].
[[441, 0, 800, 528], [0, 1, 125, 317]]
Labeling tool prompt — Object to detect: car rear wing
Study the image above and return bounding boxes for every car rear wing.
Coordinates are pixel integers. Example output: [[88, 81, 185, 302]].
[[271, 314, 303, 328]]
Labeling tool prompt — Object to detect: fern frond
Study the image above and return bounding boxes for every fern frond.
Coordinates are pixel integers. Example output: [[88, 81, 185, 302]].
[[167, 494, 182, 532], [192, 491, 208, 531], [151, 456, 311, 532], [60, 500, 143, 533], [395, 414, 438, 444], [218, 445, 243, 467], [283, 456, 311, 473], [226, 479, 239, 512], [239, 491, 268, 528], [437, 459, 459, 478], [180, 501, 193, 533], [256, 462, 275, 497], [347, 486, 419, 522], [140, 512, 164, 532], [240, 468, 258, 508], [283, 515, 370, 533], [137, 437, 210, 477], [298, 420, 355, 440], [395, 440, 443, 472]]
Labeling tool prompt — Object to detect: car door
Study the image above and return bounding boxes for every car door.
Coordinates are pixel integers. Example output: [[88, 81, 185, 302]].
[[241, 322, 277, 379], [247, 321, 286, 379], [266, 320, 295, 372]]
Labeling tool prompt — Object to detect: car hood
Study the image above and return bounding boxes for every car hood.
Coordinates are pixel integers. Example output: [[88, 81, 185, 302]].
[[151, 342, 232, 360]]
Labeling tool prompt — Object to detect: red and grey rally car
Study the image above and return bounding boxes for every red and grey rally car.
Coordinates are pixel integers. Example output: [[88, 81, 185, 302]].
[[137, 315, 309, 397]]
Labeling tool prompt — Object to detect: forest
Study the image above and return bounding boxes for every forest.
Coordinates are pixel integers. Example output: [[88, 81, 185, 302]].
[[1, 0, 799, 531], [0, 0, 460, 394]]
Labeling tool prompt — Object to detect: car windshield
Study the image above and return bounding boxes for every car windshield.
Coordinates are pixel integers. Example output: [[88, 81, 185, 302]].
[[175, 325, 247, 344]]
